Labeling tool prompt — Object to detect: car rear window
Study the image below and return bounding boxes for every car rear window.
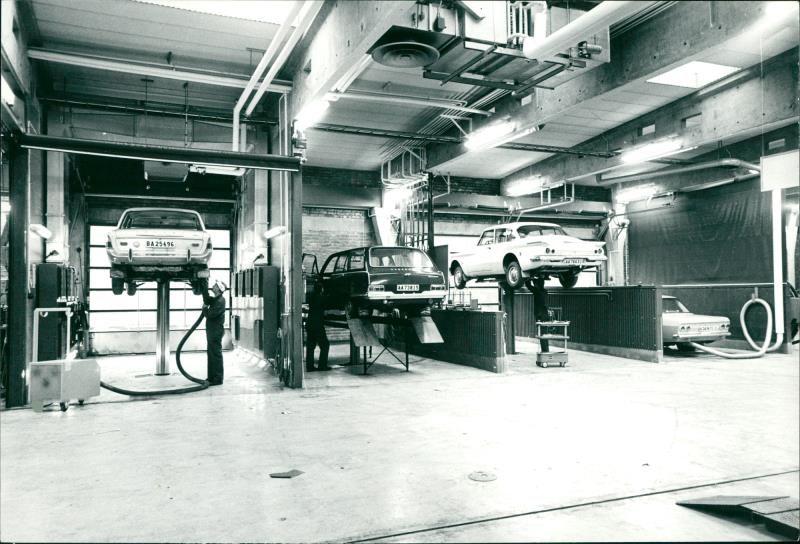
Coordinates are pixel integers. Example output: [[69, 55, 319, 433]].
[[518, 225, 568, 237], [122, 210, 201, 230], [663, 298, 690, 313], [369, 248, 435, 270]]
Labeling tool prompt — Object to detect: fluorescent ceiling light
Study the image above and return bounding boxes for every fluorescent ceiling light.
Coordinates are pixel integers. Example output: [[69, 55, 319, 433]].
[[189, 164, 246, 176], [647, 61, 741, 89], [506, 176, 563, 197], [620, 139, 684, 165], [134, 0, 299, 25], [1, 75, 16, 107], [766, 1, 799, 18], [294, 99, 330, 131], [464, 120, 517, 151], [616, 184, 657, 204]]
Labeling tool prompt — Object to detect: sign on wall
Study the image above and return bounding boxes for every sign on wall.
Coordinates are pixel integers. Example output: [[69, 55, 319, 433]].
[[761, 150, 799, 192]]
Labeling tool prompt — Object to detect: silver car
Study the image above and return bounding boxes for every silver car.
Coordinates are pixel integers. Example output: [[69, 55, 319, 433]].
[[662, 295, 731, 352]]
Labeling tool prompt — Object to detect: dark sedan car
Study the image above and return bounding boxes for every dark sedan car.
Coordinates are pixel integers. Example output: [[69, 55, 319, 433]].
[[320, 246, 447, 316]]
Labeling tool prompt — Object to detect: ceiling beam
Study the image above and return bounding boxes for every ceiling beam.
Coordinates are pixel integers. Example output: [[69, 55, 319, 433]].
[[501, 51, 799, 194], [27, 48, 292, 93], [289, 1, 416, 120], [426, 1, 787, 172]]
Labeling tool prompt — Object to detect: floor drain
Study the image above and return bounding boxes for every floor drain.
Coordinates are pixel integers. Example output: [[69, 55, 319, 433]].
[[468, 471, 497, 482]]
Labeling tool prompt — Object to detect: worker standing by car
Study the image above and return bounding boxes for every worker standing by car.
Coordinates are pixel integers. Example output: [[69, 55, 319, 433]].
[[203, 280, 227, 385], [530, 277, 550, 353], [306, 276, 330, 371]]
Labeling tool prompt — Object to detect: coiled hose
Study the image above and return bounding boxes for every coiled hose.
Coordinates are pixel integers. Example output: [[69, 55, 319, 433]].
[[690, 297, 782, 359], [100, 312, 208, 396]]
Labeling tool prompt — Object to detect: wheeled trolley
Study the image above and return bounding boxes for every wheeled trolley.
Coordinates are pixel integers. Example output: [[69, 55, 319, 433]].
[[535, 320, 570, 368]]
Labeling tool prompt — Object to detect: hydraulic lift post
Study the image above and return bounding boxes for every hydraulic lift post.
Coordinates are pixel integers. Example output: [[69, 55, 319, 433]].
[[155, 279, 171, 375]]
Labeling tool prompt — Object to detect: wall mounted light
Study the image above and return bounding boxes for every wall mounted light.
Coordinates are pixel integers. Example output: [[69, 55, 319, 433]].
[[615, 184, 658, 204], [189, 164, 246, 176], [30, 224, 53, 240], [294, 99, 330, 131], [263, 226, 288, 240]]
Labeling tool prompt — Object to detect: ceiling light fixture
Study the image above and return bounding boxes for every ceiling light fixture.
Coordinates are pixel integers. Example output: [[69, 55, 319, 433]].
[[765, 0, 799, 18], [189, 164, 246, 176], [620, 139, 685, 165], [294, 99, 330, 131], [1, 75, 16, 107], [465, 120, 525, 151], [647, 61, 741, 89]]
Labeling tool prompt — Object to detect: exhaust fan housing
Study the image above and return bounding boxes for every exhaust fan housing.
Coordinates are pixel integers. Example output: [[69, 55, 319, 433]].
[[368, 26, 451, 69]]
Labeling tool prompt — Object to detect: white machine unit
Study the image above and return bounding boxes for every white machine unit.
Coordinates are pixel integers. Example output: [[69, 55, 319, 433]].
[[29, 359, 101, 412]]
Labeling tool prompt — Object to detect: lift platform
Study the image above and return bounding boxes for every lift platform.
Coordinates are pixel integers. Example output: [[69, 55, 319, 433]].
[[325, 314, 443, 375]]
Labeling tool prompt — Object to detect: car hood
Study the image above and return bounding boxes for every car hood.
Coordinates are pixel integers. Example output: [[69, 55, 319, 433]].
[[663, 313, 730, 325]]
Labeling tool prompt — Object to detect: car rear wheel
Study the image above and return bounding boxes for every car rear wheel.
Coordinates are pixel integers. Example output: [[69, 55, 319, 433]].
[[192, 279, 208, 296], [452, 265, 467, 289], [677, 342, 695, 352], [345, 300, 360, 319], [126, 282, 137, 296], [111, 277, 124, 296], [558, 271, 579, 289], [504, 260, 524, 290]]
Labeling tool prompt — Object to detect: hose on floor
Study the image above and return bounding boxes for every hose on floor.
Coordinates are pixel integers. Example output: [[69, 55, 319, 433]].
[[690, 296, 781, 359], [100, 312, 209, 396]]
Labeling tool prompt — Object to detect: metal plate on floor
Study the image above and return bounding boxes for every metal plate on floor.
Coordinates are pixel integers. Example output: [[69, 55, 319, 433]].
[[761, 509, 800, 533], [678, 495, 787, 507], [744, 497, 800, 515], [468, 471, 496, 482]]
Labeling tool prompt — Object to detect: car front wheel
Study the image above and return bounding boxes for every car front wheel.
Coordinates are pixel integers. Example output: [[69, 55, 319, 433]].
[[126, 282, 137, 296], [452, 265, 467, 289], [504, 260, 524, 289], [558, 271, 579, 289]]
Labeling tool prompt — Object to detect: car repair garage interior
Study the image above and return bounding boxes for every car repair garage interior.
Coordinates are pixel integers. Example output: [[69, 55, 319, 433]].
[[0, 1, 799, 542]]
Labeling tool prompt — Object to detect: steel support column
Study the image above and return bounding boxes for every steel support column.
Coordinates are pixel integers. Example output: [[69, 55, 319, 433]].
[[155, 279, 170, 375], [6, 143, 29, 407], [288, 168, 303, 388]]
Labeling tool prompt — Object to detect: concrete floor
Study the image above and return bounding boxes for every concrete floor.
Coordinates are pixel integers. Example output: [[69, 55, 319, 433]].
[[1, 340, 798, 542]]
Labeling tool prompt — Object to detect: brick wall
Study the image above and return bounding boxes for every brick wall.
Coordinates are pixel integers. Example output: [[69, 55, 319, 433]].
[[302, 207, 376, 269], [303, 166, 381, 189]]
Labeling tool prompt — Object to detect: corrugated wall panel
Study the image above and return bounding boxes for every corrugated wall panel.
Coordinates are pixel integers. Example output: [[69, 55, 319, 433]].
[[514, 287, 660, 350]]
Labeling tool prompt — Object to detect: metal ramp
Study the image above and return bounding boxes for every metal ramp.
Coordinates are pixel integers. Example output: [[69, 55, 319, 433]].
[[409, 316, 443, 344], [342, 315, 444, 375], [677, 495, 799, 539]]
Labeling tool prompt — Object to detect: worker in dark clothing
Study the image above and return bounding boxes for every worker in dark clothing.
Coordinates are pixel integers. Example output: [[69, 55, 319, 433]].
[[530, 277, 550, 353], [306, 278, 330, 371], [202, 279, 227, 385]]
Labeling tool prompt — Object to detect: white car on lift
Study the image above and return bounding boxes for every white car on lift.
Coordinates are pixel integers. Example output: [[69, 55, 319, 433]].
[[449, 222, 607, 290], [106, 208, 212, 296]]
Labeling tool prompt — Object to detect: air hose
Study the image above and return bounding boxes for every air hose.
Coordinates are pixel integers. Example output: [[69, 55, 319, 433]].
[[690, 296, 782, 359], [100, 312, 209, 396]]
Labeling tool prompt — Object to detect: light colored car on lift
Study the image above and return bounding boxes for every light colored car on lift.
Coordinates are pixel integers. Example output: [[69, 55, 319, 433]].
[[449, 222, 607, 290], [106, 208, 212, 296], [662, 295, 731, 352]]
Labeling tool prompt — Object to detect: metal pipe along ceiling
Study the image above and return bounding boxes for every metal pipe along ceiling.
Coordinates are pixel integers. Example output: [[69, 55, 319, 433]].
[[599, 158, 761, 185], [245, 1, 325, 118], [232, 1, 304, 150]]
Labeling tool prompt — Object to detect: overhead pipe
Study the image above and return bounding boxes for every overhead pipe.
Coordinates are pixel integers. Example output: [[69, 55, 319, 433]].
[[232, 1, 304, 151], [521, 1, 657, 60], [600, 158, 761, 185], [245, 1, 326, 118]]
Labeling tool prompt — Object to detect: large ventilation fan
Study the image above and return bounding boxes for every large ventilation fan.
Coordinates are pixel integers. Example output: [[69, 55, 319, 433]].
[[371, 41, 440, 68], [368, 26, 450, 69]]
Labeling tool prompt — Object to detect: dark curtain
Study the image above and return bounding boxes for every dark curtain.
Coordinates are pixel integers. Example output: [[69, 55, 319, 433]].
[[628, 179, 772, 285]]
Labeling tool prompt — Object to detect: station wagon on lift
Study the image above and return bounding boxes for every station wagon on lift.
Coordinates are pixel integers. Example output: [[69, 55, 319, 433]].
[[319, 246, 447, 317]]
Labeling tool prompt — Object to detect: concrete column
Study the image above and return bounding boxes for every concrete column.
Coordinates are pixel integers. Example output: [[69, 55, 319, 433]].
[[45, 151, 68, 262]]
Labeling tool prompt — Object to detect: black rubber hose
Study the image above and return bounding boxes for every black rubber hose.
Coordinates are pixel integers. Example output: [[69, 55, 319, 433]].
[[100, 312, 209, 396]]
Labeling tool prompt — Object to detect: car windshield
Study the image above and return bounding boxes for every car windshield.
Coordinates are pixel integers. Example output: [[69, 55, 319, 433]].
[[122, 210, 201, 230], [369, 248, 435, 270], [663, 298, 690, 313], [517, 225, 568, 237]]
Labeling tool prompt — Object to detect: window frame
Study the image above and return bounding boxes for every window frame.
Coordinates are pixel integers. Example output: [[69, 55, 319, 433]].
[[477, 230, 495, 246]]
